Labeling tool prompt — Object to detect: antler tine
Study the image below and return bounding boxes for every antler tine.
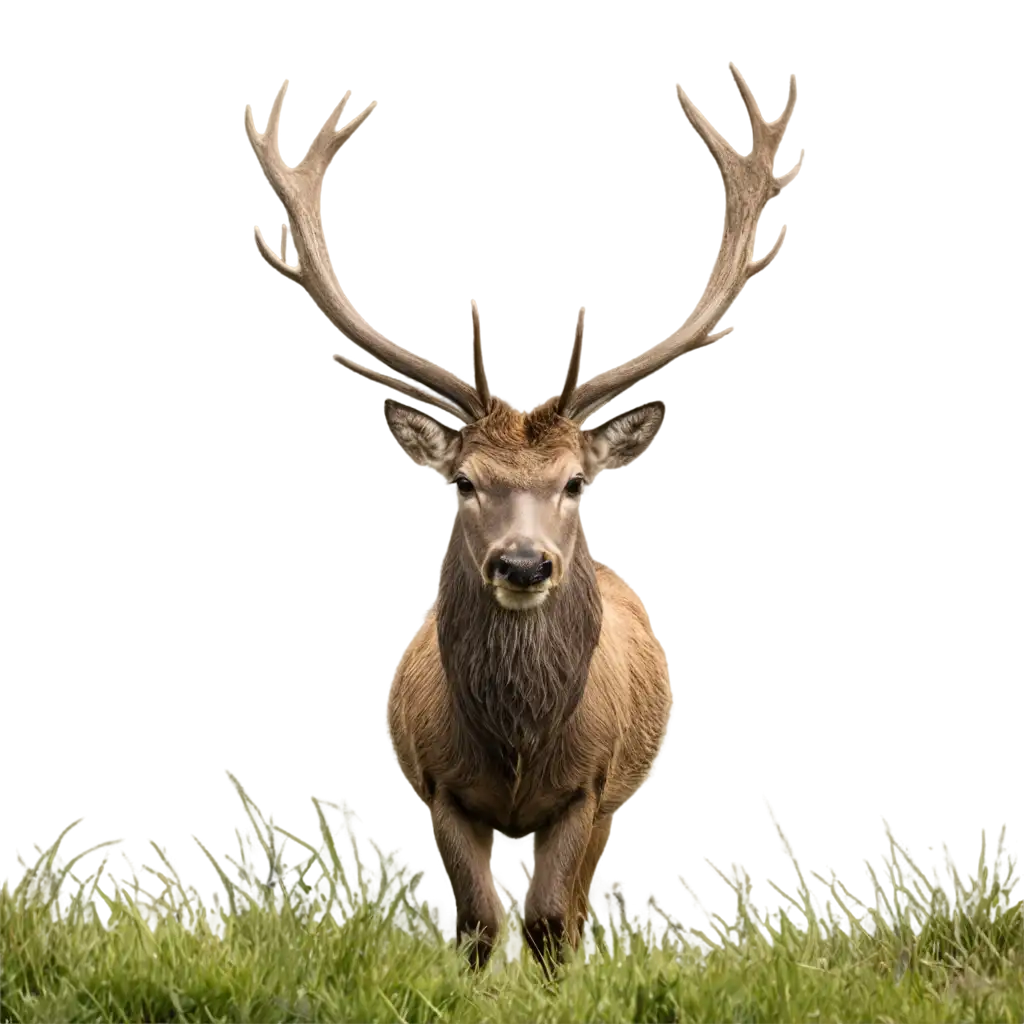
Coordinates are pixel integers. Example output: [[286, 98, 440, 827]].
[[729, 64, 766, 147], [333, 354, 473, 423], [247, 85, 486, 422], [773, 75, 798, 135], [557, 308, 585, 415], [245, 81, 289, 198], [471, 300, 491, 412], [747, 224, 786, 279], [563, 68, 801, 423]]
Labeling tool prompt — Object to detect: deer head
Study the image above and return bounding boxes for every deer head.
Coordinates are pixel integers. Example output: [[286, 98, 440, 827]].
[[246, 67, 801, 611]]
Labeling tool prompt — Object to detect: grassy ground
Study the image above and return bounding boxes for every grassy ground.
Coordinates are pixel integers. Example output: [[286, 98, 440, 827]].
[[2, 777, 1021, 1023]]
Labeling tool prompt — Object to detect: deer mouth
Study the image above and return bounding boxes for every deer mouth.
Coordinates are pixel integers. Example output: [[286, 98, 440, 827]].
[[492, 583, 551, 611]]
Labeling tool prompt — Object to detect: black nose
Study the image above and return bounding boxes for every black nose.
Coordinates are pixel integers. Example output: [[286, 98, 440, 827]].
[[490, 551, 553, 588]]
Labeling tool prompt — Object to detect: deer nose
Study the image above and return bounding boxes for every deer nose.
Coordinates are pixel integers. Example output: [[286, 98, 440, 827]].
[[490, 550, 553, 588]]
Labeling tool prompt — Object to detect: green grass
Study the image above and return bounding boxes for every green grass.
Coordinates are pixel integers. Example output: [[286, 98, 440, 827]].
[[2, 777, 1021, 1023]]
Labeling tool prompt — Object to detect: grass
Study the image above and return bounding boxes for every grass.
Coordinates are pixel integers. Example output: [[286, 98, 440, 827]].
[[2, 776, 1021, 1023]]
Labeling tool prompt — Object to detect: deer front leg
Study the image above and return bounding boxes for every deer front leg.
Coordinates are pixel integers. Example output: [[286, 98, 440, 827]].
[[430, 786, 503, 967], [570, 812, 612, 941], [524, 789, 597, 965]]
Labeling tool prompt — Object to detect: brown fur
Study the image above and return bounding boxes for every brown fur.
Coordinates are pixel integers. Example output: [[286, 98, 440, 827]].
[[387, 400, 671, 966]]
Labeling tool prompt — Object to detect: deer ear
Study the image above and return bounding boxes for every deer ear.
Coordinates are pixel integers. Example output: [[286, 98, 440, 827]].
[[583, 401, 665, 477], [384, 399, 461, 475]]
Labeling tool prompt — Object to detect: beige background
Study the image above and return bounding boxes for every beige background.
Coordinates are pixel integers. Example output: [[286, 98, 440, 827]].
[[2, 8, 1024, 884]]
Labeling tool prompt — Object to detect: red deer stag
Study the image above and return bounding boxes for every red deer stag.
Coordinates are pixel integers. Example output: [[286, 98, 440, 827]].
[[246, 65, 801, 966]]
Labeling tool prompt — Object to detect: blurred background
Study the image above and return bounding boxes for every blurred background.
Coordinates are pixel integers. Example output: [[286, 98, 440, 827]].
[[2, 0, 1020, 933]]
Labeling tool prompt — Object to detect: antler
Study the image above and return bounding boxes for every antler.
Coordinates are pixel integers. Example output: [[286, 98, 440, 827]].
[[556, 307, 585, 415], [562, 65, 803, 423], [245, 82, 488, 423]]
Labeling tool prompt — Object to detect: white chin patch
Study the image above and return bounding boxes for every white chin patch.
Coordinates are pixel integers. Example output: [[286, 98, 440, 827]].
[[493, 587, 549, 611]]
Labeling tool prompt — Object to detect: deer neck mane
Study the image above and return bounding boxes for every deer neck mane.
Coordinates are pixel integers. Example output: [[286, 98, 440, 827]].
[[435, 522, 603, 768]]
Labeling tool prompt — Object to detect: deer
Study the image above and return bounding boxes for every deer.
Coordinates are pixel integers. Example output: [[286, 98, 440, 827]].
[[245, 64, 801, 967]]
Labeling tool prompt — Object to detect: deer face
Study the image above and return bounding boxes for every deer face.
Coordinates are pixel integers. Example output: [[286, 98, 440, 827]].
[[385, 397, 664, 610]]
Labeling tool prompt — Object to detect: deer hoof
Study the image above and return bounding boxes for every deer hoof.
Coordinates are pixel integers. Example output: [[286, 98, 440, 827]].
[[460, 917, 499, 970], [524, 915, 567, 967]]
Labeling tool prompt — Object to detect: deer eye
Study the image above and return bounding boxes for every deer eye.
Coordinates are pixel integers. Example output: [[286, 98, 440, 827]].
[[455, 476, 475, 495], [565, 476, 584, 498]]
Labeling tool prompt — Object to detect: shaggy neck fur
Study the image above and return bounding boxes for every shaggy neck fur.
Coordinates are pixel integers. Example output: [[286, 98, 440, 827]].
[[436, 522, 603, 772]]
